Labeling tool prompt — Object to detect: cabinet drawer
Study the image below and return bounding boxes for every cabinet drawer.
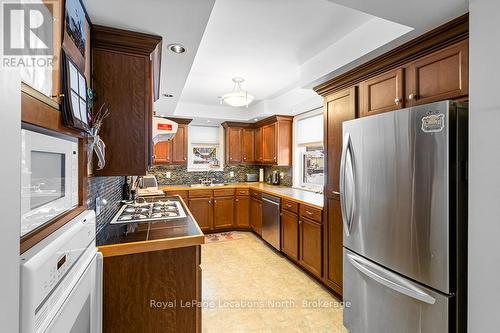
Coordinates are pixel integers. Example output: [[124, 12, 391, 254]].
[[250, 189, 262, 200], [213, 188, 235, 197], [235, 188, 250, 196], [299, 204, 322, 223], [189, 189, 213, 198], [281, 199, 298, 214], [165, 190, 188, 200]]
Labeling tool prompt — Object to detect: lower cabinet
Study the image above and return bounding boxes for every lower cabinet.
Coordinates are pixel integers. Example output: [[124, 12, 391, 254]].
[[213, 196, 234, 229], [250, 197, 262, 236], [235, 196, 250, 228], [281, 209, 299, 261], [188, 197, 213, 232], [299, 217, 323, 278]]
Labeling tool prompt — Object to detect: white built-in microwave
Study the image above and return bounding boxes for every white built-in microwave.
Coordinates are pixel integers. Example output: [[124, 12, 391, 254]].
[[21, 127, 79, 237]]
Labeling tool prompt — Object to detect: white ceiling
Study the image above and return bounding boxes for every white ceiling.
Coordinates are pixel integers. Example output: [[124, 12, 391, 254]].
[[177, 0, 372, 109], [83, 0, 216, 116], [83, 0, 468, 124]]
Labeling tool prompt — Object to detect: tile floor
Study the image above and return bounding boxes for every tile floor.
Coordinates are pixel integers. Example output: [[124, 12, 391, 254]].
[[201, 232, 348, 333]]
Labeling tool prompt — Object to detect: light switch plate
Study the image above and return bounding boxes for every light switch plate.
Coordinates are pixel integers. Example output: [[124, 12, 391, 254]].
[[230, 171, 235, 178], [166, 172, 171, 178], [95, 197, 101, 216]]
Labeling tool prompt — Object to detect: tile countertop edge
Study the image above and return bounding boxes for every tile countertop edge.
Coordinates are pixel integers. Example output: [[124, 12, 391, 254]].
[[98, 234, 205, 257], [160, 183, 324, 209]]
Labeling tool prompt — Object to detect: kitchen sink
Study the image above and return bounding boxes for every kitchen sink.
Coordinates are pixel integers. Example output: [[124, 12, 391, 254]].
[[190, 183, 229, 188]]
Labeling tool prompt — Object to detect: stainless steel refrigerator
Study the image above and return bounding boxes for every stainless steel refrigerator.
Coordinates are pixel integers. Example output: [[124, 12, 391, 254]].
[[341, 101, 467, 333]]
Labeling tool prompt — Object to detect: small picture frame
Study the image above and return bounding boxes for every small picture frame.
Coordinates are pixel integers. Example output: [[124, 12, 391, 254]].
[[62, 0, 90, 72], [61, 51, 89, 131]]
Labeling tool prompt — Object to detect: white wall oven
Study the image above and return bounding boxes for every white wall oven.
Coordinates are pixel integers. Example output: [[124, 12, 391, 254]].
[[21, 127, 79, 237], [20, 210, 102, 333]]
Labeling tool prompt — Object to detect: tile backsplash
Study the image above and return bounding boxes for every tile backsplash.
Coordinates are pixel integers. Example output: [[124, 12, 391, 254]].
[[263, 166, 293, 186], [87, 176, 125, 233], [149, 164, 293, 187], [149, 164, 260, 185]]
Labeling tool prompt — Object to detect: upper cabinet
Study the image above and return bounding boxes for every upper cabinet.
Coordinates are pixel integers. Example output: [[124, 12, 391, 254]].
[[360, 68, 404, 117], [153, 119, 191, 165], [222, 115, 292, 166], [242, 128, 255, 163], [91, 26, 162, 176], [407, 40, 468, 106]]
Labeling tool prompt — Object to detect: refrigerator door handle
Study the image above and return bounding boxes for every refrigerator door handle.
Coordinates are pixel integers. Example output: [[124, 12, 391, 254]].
[[347, 252, 436, 305], [340, 133, 355, 236]]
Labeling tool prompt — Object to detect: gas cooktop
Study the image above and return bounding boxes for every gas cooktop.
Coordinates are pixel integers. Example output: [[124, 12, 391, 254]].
[[110, 199, 187, 224]]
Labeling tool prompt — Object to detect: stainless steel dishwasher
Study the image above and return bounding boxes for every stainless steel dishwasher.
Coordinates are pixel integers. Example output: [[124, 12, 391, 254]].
[[261, 193, 281, 250]]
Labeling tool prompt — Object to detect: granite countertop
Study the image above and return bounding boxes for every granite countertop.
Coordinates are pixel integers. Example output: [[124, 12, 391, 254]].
[[160, 182, 324, 208], [96, 196, 204, 257]]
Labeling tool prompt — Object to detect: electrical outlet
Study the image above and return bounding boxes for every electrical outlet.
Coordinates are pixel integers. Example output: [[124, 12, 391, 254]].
[[95, 197, 107, 216], [230, 171, 235, 178], [280, 172, 284, 179], [166, 172, 171, 178]]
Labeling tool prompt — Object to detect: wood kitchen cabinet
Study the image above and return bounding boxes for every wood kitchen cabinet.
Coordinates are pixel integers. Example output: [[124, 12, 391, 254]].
[[407, 39, 468, 106], [153, 141, 172, 164], [235, 196, 250, 228], [360, 68, 404, 117], [213, 196, 235, 229], [323, 198, 343, 295], [223, 125, 243, 164], [254, 127, 262, 163], [299, 217, 322, 278], [261, 123, 277, 164], [281, 209, 299, 261], [324, 87, 357, 197], [92, 25, 161, 176], [188, 196, 213, 232], [242, 128, 255, 163], [153, 119, 191, 165], [250, 197, 262, 236]]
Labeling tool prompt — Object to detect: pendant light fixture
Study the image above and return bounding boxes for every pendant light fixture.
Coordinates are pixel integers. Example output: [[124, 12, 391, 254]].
[[220, 77, 254, 108]]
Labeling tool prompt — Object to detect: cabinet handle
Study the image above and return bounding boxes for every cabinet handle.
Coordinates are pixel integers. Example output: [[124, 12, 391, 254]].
[[394, 97, 402, 105], [273, 156, 277, 160], [408, 93, 417, 100], [306, 211, 313, 215], [214, 199, 217, 204], [332, 191, 340, 195], [230, 157, 233, 160], [286, 204, 292, 207], [235, 199, 239, 202], [299, 220, 302, 224], [184, 157, 186, 160]]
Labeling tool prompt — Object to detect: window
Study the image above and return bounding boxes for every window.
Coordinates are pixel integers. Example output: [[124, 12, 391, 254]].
[[301, 145, 324, 187], [187, 125, 224, 171], [293, 109, 324, 192]]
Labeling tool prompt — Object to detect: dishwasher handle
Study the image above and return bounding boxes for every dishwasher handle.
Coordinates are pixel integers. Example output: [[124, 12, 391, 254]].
[[262, 197, 280, 206]]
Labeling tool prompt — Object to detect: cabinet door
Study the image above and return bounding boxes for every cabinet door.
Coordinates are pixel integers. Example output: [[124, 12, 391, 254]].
[[213, 196, 234, 229], [408, 40, 468, 106], [242, 128, 255, 163], [235, 196, 250, 228], [360, 68, 404, 117], [250, 198, 262, 236], [153, 141, 172, 164], [281, 210, 299, 261], [92, 50, 152, 176], [227, 127, 242, 163], [254, 127, 262, 163], [325, 87, 357, 197], [172, 124, 188, 163], [188, 197, 213, 232], [261, 123, 277, 164], [323, 198, 343, 295], [299, 217, 322, 278]]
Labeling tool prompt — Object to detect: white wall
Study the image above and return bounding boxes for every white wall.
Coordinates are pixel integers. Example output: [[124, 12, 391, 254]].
[[0, 0, 21, 329], [468, 0, 500, 331]]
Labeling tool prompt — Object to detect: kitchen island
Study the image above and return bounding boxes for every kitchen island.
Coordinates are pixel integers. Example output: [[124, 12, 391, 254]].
[[97, 196, 204, 333]]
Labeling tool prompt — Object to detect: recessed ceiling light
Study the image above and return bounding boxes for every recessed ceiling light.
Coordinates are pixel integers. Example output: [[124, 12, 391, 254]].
[[206, 120, 211, 123], [254, 118, 258, 121], [162, 93, 174, 98], [168, 43, 186, 54]]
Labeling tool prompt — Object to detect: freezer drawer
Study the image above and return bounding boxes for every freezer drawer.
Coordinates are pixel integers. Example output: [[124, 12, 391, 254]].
[[343, 249, 451, 333]]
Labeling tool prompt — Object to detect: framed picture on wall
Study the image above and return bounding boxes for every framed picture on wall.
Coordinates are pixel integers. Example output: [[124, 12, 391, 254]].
[[61, 51, 89, 131], [62, 0, 90, 72]]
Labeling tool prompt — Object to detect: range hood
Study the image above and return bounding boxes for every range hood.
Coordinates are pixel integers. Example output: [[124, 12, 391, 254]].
[[152, 116, 178, 143]]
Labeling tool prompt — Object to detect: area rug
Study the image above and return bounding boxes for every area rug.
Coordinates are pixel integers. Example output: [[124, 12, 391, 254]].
[[205, 232, 243, 243]]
